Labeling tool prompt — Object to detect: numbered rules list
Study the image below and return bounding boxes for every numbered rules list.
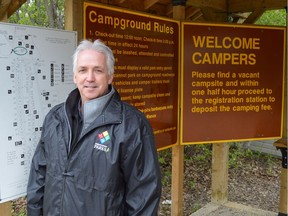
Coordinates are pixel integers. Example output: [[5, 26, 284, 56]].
[[84, 2, 180, 149]]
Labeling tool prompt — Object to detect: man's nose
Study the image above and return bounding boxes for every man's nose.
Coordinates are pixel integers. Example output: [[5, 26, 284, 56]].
[[86, 70, 95, 81]]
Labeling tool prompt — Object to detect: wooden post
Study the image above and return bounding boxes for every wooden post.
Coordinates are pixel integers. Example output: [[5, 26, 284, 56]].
[[274, 142, 287, 215], [279, 156, 287, 215], [64, 0, 73, 30], [64, 0, 82, 41], [0, 11, 7, 22], [171, 144, 184, 216], [273, 8, 287, 215], [273, 143, 287, 216], [279, 168, 288, 214], [171, 3, 185, 216], [211, 143, 229, 203], [0, 202, 12, 216]]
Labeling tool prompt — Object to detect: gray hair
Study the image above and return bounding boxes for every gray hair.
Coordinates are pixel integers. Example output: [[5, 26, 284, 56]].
[[72, 39, 115, 76]]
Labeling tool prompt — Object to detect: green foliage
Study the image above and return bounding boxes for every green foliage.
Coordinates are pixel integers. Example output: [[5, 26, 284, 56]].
[[12, 197, 27, 216], [228, 142, 276, 171], [191, 203, 202, 213], [15, 212, 26, 216], [189, 179, 196, 189], [184, 144, 212, 163], [158, 149, 172, 187], [162, 169, 171, 186], [158, 148, 172, 166], [229, 144, 248, 168], [8, 0, 64, 29], [10, 1, 46, 26], [256, 9, 286, 26]]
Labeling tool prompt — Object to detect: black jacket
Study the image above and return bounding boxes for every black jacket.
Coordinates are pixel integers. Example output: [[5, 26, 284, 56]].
[[27, 88, 162, 216]]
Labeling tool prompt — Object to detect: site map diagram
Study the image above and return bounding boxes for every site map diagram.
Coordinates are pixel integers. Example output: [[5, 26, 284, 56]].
[[0, 22, 76, 202]]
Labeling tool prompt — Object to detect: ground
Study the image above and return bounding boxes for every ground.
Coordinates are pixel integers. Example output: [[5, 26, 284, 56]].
[[158, 144, 282, 216], [11, 144, 282, 216]]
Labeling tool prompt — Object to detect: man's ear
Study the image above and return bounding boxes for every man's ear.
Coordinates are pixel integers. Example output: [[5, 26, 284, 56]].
[[73, 73, 77, 84], [108, 74, 114, 84]]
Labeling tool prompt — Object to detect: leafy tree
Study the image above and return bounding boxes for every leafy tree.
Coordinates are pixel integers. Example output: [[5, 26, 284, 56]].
[[8, 0, 64, 29], [8, 1, 286, 28], [256, 9, 286, 26]]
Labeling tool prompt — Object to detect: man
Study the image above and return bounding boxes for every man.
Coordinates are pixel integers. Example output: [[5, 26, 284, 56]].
[[27, 39, 162, 215]]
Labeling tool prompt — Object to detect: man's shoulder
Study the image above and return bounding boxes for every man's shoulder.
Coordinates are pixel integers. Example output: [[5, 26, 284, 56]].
[[121, 101, 142, 115], [120, 101, 151, 124], [46, 102, 65, 116]]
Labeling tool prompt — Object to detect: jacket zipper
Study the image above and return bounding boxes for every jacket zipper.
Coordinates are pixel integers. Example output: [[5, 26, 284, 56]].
[[60, 110, 121, 214], [60, 103, 73, 216]]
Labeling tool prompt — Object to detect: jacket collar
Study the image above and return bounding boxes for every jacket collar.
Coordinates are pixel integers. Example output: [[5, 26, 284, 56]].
[[81, 87, 115, 132], [65, 86, 122, 129]]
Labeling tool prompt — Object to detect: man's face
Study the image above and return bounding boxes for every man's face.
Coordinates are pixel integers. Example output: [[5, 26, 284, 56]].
[[74, 49, 113, 104]]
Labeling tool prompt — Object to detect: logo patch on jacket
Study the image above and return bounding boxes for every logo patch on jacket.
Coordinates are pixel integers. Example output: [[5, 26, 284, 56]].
[[94, 131, 110, 152], [98, 131, 110, 144]]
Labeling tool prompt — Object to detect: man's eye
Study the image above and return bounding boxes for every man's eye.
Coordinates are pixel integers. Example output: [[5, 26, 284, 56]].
[[95, 69, 103, 73]]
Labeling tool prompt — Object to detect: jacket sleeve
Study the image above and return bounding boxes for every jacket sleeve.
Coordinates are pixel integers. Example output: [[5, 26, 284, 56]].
[[26, 136, 47, 216], [122, 119, 162, 216]]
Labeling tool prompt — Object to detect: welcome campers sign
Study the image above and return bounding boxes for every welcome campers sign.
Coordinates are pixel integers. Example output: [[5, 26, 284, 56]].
[[181, 23, 285, 144]]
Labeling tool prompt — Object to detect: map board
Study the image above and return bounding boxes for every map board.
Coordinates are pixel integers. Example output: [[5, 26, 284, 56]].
[[84, 2, 180, 149], [0, 22, 77, 203], [181, 23, 286, 144]]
